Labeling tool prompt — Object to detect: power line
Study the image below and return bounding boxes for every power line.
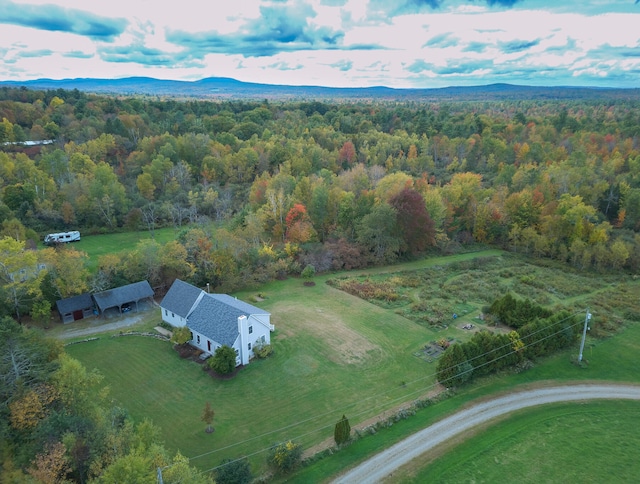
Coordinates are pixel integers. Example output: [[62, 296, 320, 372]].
[[186, 309, 585, 476]]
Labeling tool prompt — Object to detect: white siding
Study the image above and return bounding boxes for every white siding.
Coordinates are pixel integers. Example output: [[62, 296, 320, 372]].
[[246, 314, 271, 361], [161, 306, 187, 327]]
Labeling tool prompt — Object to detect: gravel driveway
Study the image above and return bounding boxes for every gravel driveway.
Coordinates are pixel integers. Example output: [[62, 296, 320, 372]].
[[332, 384, 640, 484], [56, 314, 145, 340]]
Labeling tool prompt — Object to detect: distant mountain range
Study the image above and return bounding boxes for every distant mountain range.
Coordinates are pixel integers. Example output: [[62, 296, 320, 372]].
[[2, 77, 639, 101]]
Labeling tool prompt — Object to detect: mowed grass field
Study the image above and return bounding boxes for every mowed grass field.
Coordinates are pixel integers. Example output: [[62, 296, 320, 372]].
[[46, 226, 182, 271], [291, 314, 640, 483], [401, 400, 640, 483], [64, 249, 640, 479], [65, 259, 444, 474]]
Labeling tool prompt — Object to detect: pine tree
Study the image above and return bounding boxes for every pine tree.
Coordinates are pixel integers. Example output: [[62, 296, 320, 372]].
[[334, 414, 351, 446]]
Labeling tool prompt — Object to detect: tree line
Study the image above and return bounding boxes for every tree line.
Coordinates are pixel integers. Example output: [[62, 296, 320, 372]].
[[2, 86, 640, 322]]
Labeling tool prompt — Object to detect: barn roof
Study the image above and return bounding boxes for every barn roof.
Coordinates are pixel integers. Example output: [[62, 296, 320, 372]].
[[93, 280, 154, 313], [56, 293, 93, 315]]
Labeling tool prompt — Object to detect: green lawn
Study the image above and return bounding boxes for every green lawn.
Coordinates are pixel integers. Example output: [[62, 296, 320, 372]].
[[64, 250, 640, 479], [69, 227, 179, 270], [66, 269, 439, 474], [404, 400, 640, 483]]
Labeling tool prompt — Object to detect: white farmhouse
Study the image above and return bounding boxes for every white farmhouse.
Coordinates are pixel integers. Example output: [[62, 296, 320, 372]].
[[160, 279, 273, 366]]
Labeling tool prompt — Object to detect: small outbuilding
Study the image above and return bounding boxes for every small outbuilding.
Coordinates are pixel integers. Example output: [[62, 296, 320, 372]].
[[56, 293, 95, 324], [92, 280, 155, 315]]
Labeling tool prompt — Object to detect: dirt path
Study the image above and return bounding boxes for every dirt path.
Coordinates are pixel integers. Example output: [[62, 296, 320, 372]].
[[332, 384, 640, 484], [56, 314, 145, 340]]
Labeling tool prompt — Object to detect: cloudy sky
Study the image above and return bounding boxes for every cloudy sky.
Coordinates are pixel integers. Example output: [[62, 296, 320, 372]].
[[1, 0, 639, 88]]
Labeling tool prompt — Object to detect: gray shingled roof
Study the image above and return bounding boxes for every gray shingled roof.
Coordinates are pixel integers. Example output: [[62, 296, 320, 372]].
[[56, 293, 93, 315], [209, 294, 269, 316], [188, 295, 241, 346], [160, 279, 203, 318], [93, 280, 154, 313], [187, 294, 269, 346]]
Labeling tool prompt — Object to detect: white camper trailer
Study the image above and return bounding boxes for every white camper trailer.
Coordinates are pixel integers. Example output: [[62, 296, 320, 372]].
[[44, 231, 81, 245]]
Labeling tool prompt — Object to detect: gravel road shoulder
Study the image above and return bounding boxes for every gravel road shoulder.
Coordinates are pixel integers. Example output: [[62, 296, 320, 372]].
[[332, 384, 640, 484]]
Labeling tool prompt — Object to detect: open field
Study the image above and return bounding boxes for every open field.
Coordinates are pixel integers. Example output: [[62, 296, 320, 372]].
[[326, 252, 625, 333], [63, 250, 640, 479], [290, 314, 640, 483], [400, 400, 640, 483], [44, 226, 181, 271]]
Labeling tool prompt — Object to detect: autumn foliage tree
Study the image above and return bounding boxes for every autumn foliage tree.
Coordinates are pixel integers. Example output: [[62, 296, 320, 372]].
[[202, 401, 215, 433], [267, 441, 303, 474], [389, 188, 436, 254], [28, 441, 70, 484], [9, 383, 57, 431], [285, 203, 316, 243], [338, 140, 357, 168]]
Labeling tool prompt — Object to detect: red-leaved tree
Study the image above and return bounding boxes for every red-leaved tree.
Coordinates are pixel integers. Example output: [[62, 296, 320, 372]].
[[389, 188, 436, 254]]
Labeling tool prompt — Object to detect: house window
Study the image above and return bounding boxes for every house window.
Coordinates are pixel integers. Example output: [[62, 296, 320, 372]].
[[261, 335, 266, 343], [249, 325, 253, 334], [165, 309, 168, 316], [197, 335, 200, 344], [190, 332, 193, 340], [248, 343, 251, 351], [171, 312, 175, 318], [235, 349, 239, 356], [207, 340, 211, 351]]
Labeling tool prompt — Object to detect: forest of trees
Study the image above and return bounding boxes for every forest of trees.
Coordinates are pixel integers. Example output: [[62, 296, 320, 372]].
[[2, 85, 640, 323], [0, 317, 213, 482]]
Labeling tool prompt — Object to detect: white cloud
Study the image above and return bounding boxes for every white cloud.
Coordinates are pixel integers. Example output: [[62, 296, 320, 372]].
[[1, 0, 639, 87]]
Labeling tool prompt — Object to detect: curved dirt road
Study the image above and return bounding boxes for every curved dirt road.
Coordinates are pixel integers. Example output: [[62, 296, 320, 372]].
[[333, 384, 640, 484]]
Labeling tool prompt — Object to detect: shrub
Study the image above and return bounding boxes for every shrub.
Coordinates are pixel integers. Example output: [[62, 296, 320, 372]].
[[334, 278, 399, 302], [208, 345, 237, 374], [266, 441, 303, 474], [437, 338, 450, 349], [215, 458, 252, 484], [252, 342, 273, 359], [488, 292, 552, 329], [301, 264, 316, 280], [170, 326, 191, 345]]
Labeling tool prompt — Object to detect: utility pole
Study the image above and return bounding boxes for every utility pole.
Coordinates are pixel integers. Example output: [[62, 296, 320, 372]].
[[578, 309, 591, 363]]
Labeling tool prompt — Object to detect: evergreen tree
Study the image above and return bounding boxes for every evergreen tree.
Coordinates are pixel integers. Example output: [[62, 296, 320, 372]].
[[436, 344, 472, 387], [334, 414, 351, 446]]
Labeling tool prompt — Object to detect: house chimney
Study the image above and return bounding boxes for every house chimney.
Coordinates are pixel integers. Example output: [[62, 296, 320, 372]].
[[237, 315, 249, 366], [237, 315, 246, 333]]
